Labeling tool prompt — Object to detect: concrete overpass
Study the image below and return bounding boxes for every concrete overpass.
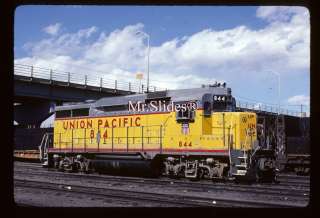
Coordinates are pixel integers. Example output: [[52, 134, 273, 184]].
[[14, 64, 162, 127]]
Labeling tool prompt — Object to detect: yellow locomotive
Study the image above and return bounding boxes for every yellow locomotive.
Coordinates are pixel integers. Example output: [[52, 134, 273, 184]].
[[42, 84, 276, 182]]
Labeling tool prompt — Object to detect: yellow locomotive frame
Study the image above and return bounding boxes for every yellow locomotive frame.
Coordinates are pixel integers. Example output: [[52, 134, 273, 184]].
[[51, 110, 257, 155]]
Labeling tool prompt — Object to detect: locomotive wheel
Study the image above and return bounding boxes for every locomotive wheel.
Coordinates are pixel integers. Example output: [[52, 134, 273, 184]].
[[198, 168, 205, 179], [65, 164, 74, 173], [189, 168, 204, 181]]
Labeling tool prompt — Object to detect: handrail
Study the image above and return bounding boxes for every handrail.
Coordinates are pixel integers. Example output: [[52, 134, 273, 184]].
[[53, 124, 163, 153], [235, 99, 303, 117]]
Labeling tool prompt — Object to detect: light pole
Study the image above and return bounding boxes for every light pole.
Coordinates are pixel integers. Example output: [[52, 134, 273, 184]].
[[268, 71, 281, 114], [136, 31, 150, 93]]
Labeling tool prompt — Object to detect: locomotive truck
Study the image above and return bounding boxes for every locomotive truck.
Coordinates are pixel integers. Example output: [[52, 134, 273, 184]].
[[40, 84, 277, 182]]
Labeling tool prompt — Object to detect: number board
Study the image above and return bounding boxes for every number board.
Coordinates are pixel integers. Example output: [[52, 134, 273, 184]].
[[213, 95, 226, 102]]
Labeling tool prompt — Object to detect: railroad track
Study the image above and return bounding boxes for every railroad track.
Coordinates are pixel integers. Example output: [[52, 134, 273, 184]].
[[14, 162, 310, 188], [14, 167, 310, 200], [14, 178, 204, 207], [276, 177, 310, 184], [14, 178, 304, 207], [279, 173, 310, 179], [14, 162, 43, 168], [14, 161, 311, 181], [14, 163, 310, 189]]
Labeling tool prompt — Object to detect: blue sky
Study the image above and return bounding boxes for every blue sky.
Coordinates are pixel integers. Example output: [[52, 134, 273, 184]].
[[15, 6, 267, 54], [14, 5, 310, 114]]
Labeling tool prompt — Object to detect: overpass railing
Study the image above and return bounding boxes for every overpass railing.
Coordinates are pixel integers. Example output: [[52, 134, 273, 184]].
[[235, 100, 306, 117], [14, 64, 165, 93]]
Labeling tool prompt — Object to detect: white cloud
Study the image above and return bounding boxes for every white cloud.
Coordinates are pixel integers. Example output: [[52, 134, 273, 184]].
[[256, 6, 308, 22], [287, 95, 310, 105], [15, 6, 310, 93], [26, 26, 98, 58], [42, 23, 62, 35]]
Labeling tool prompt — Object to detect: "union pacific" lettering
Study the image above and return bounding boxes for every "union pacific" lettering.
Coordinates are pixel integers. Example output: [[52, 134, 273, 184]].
[[62, 117, 141, 129]]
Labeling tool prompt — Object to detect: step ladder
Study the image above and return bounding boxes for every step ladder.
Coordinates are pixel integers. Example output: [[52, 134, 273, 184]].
[[232, 149, 248, 176], [232, 129, 250, 177], [39, 133, 52, 166]]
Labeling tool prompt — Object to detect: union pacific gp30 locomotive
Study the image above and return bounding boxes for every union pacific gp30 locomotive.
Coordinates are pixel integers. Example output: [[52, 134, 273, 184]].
[[40, 84, 277, 182]]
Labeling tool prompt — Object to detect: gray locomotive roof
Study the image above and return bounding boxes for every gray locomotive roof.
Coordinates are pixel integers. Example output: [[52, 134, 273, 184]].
[[93, 86, 231, 108], [55, 85, 231, 111], [94, 94, 146, 108], [168, 87, 230, 102]]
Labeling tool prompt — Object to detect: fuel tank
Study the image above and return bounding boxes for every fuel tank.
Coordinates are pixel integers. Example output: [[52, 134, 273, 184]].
[[90, 154, 158, 177]]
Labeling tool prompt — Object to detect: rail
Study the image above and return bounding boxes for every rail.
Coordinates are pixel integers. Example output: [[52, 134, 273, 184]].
[[14, 63, 165, 94]]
